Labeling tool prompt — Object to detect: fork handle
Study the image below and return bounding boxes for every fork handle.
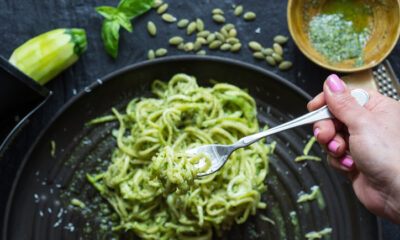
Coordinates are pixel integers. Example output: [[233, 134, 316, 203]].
[[236, 89, 369, 147]]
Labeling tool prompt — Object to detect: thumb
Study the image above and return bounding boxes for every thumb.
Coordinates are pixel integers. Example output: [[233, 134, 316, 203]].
[[323, 74, 368, 129]]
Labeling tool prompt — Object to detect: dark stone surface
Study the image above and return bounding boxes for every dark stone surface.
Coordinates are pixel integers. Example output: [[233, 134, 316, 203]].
[[0, 0, 399, 239]]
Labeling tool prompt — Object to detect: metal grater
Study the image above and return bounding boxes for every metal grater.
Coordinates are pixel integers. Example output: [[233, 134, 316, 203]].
[[343, 60, 400, 101]]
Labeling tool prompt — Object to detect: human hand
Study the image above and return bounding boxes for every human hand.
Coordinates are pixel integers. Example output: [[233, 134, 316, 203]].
[[308, 74, 400, 225]]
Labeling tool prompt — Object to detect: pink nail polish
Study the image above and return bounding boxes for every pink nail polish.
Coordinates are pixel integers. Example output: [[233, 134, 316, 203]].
[[341, 157, 354, 168], [328, 140, 340, 153], [327, 74, 344, 93], [314, 128, 320, 138]]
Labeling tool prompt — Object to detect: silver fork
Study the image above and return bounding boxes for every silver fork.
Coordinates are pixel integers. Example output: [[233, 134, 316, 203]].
[[186, 89, 370, 177]]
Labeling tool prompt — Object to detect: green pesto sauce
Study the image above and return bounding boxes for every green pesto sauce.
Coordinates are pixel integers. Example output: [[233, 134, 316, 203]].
[[308, 0, 372, 65]]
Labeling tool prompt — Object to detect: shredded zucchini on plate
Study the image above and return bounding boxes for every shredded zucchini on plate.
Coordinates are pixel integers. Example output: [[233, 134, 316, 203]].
[[87, 73, 272, 239]]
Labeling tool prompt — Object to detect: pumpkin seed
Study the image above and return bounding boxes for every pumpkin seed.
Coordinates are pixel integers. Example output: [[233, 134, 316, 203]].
[[253, 52, 265, 60], [196, 18, 204, 31], [213, 14, 226, 24], [273, 43, 283, 55], [162, 13, 176, 23], [220, 43, 231, 51], [169, 36, 184, 45], [212, 8, 224, 15], [279, 61, 292, 70], [231, 43, 242, 52], [187, 22, 197, 35], [220, 28, 229, 38], [234, 5, 243, 16], [223, 24, 235, 31], [243, 11, 256, 21], [177, 19, 189, 28], [226, 37, 239, 44], [197, 50, 206, 55], [263, 48, 274, 56], [215, 32, 225, 41], [274, 35, 288, 45], [196, 37, 207, 45], [209, 40, 222, 49], [177, 42, 184, 50], [184, 42, 194, 52], [147, 49, 155, 59], [157, 3, 168, 14], [155, 48, 167, 57], [249, 41, 262, 51], [152, 0, 163, 8], [147, 21, 157, 36], [266, 56, 276, 66], [197, 30, 210, 38], [193, 41, 202, 51], [229, 29, 237, 37], [272, 52, 282, 62], [207, 33, 216, 43]]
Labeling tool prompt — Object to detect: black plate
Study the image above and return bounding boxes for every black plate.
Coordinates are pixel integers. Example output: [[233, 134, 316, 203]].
[[3, 56, 380, 240]]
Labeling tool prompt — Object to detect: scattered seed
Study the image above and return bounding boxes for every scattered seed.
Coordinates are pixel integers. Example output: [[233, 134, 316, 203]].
[[220, 43, 231, 51], [207, 34, 216, 43], [196, 18, 205, 31], [215, 32, 225, 41], [187, 22, 197, 35], [249, 41, 262, 51], [197, 50, 206, 55], [209, 40, 222, 49], [152, 0, 163, 8], [266, 56, 276, 66], [232, 4, 236, 8], [223, 24, 235, 31], [196, 37, 207, 45], [279, 61, 293, 70], [263, 48, 274, 56], [272, 52, 282, 62], [212, 8, 224, 15], [226, 37, 239, 44], [193, 41, 202, 51], [184, 42, 194, 52], [157, 3, 168, 14], [147, 21, 157, 36], [273, 43, 283, 55], [231, 43, 242, 52], [177, 19, 189, 28], [243, 11, 256, 21], [197, 30, 210, 38], [274, 35, 288, 45], [229, 29, 237, 37], [253, 52, 265, 59], [162, 13, 176, 23], [155, 48, 167, 57], [147, 49, 155, 59], [221, 28, 229, 38], [177, 42, 184, 50], [234, 5, 243, 16], [169, 36, 184, 45], [213, 14, 226, 24]]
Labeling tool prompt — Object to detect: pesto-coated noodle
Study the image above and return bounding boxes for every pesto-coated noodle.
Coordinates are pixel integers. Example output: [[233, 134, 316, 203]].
[[87, 73, 272, 239]]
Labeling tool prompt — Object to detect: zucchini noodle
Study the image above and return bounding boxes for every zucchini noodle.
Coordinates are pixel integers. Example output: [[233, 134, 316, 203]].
[[87, 73, 272, 239]]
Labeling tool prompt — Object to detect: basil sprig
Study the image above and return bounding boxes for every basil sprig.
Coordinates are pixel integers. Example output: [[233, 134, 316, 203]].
[[96, 0, 154, 58]]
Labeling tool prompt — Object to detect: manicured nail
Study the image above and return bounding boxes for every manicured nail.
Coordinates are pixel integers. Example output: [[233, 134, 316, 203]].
[[327, 74, 344, 93], [328, 140, 340, 153], [314, 128, 320, 138], [341, 157, 354, 168]]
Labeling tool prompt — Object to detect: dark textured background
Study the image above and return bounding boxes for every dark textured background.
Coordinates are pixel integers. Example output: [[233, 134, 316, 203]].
[[0, 0, 399, 239]]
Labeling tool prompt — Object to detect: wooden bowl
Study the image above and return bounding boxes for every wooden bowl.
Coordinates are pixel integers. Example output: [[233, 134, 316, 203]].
[[287, 0, 400, 72]]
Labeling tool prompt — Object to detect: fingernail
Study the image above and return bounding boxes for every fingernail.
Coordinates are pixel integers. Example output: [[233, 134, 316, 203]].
[[327, 74, 344, 93], [341, 157, 354, 168], [314, 128, 320, 138], [328, 140, 340, 153]]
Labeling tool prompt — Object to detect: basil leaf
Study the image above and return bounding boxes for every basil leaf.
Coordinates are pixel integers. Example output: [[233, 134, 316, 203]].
[[96, 6, 132, 33], [101, 19, 120, 58], [117, 0, 155, 19]]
